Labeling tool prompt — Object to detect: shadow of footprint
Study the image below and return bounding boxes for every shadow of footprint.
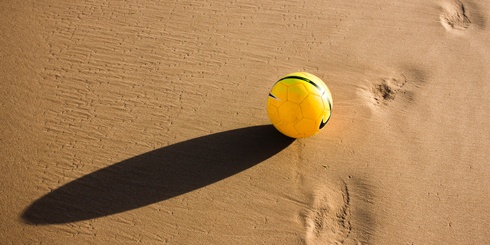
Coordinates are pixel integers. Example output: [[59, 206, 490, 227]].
[[440, 0, 471, 31], [304, 180, 351, 245]]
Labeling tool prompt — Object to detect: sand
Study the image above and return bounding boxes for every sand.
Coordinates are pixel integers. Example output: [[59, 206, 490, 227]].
[[1, 0, 489, 244]]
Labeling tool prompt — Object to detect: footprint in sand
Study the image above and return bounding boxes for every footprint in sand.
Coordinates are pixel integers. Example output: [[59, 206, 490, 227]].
[[360, 68, 428, 107], [371, 76, 407, 106], [440, 0, 471, 31], [303, 180, 351, 245]]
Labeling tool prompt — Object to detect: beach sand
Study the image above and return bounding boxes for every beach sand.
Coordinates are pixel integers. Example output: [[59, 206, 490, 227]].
[[1, 0, 489, 244]]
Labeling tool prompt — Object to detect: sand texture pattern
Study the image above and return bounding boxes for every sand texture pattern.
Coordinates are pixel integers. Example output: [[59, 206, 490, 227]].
[[1, 0, 489, 244]]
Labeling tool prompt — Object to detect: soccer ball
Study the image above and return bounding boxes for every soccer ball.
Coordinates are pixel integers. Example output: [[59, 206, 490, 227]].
[[267, 72, 332, 138]]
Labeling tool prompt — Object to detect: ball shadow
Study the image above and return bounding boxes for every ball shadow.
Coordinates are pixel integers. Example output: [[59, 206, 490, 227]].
[[22, 125, 294, 225]]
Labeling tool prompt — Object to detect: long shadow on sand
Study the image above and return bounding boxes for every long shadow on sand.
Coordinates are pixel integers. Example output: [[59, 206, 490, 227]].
[[22, 125, 294, 225]]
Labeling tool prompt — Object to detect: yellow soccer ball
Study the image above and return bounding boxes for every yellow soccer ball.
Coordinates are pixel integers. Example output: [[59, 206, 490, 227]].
[[267, 72, 332, 138]]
